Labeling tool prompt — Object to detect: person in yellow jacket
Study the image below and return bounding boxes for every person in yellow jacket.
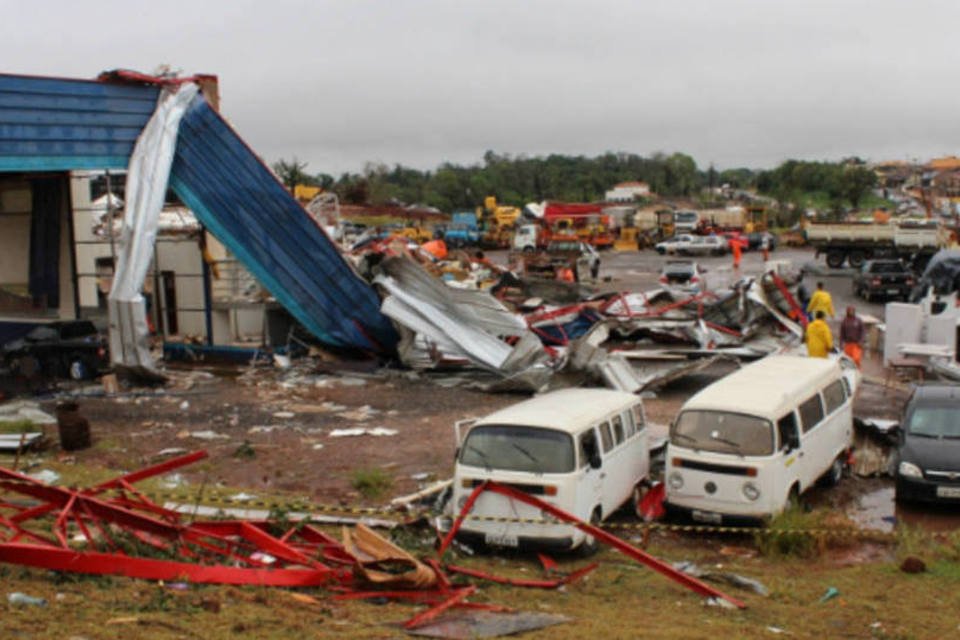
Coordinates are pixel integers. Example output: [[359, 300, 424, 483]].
[[806, 311, 833, 358], [806, 281, 835, 319]]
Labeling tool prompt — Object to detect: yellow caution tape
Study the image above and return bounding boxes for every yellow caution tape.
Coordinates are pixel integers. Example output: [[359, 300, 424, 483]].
[[140, 491, 896, 541]]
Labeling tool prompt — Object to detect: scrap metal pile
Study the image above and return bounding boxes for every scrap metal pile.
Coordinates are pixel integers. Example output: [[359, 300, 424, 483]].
[[0, 450, 744, 632], [351, 240, 808, 392]]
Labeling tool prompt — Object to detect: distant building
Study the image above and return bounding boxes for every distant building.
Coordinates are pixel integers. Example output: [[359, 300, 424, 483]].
[[605, 181, 651, 202]]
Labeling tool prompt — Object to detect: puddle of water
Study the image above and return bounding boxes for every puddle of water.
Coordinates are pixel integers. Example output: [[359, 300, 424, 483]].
[[847, 485, 960, 533]]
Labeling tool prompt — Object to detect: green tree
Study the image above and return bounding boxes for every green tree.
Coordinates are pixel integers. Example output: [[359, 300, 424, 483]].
[[271, 157, 311, 191]]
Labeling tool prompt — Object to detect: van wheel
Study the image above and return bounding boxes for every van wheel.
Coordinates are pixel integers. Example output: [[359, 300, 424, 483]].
[[821, 456, 845, 487], [577, 508, 602, 557]]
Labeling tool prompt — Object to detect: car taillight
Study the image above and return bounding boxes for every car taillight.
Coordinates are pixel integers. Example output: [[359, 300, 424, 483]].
[[690, 276, 699, 283], [659, 276, 668, 284], [871, 278, 881, 286], [97, 347, 106, 357], [906, 278, 914, 285]]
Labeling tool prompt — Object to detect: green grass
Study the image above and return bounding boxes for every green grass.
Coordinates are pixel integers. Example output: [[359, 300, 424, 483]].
[[349, 467, 393, 500], [0, 419, 40, 435]]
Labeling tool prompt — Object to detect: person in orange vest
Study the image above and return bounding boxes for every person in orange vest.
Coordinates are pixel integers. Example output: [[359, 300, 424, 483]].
[[731, 238, 742, 269], [839, 305, 864, 368], [557, 266, 575, 283]]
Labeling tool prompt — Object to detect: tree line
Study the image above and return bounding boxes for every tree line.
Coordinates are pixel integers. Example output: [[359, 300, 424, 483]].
[[273, 152, 877, 214]]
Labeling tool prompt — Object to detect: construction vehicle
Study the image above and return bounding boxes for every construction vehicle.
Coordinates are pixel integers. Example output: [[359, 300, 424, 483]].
[[478, 196, 522, 248], [541, 202, 615, 248], [805, 219, 948, 269]]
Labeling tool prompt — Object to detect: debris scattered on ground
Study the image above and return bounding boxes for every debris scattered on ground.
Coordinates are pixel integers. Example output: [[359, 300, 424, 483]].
[[188, 429, 230, 440], [899, 556, 926, 574], [673, 561, 769, 596], [329, 427, 398, 438], [405, 611, 572, 639], [7, 592, 47, 607], [818, 586, 840, 603]]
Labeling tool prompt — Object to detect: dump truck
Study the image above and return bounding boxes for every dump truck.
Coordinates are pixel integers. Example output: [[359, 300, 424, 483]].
[[805, 220, 949, 269]]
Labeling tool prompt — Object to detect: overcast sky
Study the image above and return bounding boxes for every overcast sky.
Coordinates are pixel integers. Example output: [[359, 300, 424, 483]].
[[2, 1, 958, 175]]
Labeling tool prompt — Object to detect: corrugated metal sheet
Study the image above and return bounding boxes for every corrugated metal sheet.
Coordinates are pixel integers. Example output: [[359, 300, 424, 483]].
[[169, 94, 397, 351], [0, 73, 158, 171], [0, 72, 397, 352]]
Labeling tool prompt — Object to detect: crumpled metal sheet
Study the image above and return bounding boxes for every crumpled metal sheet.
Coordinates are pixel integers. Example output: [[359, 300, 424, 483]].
[[405, 611, 571, 639], [375, 258, 554, 391]]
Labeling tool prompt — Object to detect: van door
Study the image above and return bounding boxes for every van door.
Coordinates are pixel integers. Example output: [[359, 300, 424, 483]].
[[576, 427, 603, 521], [776, 411, 802, 501], [797, 392, 827, 489], [822, 378, 853, 459], [597, 421, 624, 517]]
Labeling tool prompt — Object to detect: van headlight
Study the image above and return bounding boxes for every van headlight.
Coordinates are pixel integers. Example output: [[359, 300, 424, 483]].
[[898, 461, 923, 479], [742, 482, 761, 501], [668, 472, 684, 490]]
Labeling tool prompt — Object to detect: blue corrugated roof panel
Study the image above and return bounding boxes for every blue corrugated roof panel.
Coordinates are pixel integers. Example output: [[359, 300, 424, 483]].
[[0, 72, 398, 353], [170, 94, 398, 352], [0, 73, 158, 171]]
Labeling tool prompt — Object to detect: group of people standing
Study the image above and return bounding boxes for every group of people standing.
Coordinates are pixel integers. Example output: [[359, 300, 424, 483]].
[[800, 280, 865, 368]]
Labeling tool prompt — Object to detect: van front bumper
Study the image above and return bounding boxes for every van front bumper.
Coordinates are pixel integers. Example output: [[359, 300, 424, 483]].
[[664, 502, 767, 527], [455, 529, 576, 553]]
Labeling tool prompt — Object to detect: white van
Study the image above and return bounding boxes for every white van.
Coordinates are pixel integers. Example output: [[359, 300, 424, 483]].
[[664, 356, 859, 523], [452, 389, 648, 553]]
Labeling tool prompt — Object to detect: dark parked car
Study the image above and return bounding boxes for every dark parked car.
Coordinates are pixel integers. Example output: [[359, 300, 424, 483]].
[[2, 320, 108, 380], [895, 385, 960, 504], [852, 259, 915, 302], [746, 231, 778, 252]]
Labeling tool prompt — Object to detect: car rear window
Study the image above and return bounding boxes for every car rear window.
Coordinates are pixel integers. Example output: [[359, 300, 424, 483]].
[[871, 262, 905, 274]]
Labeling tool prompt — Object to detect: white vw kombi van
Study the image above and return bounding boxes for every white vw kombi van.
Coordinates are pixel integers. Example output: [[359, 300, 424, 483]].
[[452, 389, 648, 553], [665, 355, 859, 523]]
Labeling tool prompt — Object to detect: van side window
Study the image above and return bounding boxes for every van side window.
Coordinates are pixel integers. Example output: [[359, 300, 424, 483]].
[[612, 415, 625, 445], [841, 376, 851, 397], [623, 410, 635, 437], [599, 422, 613, 453], [823, 380, 846, 413], [777, 412, 799, 450], [579, 429, 599, 468], [798, 394, 825, 432], [633, 405, 645, 430]]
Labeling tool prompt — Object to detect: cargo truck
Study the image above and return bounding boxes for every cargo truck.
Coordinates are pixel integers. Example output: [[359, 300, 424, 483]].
[[805, 220, 948, 269]]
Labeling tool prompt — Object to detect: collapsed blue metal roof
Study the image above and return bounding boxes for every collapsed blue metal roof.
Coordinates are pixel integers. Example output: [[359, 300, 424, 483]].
[[0, 72, 397, 352]]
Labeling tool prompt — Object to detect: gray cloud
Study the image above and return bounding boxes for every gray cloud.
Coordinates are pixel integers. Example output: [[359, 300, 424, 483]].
[[2, 0, 958, 174]]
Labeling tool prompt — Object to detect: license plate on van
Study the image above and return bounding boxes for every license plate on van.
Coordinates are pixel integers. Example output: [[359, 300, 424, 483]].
[[936, 486, 960, 499], [484, 532, 519, 547], [886, 288, 900, 295], [691, 509, 723, 524]]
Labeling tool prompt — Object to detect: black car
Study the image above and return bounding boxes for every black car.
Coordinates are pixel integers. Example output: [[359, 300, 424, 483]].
[[746, 231, 778, 252], [2, 320, 109, 380], [895, 384, 960, 504], [852, 259, 915, 302]]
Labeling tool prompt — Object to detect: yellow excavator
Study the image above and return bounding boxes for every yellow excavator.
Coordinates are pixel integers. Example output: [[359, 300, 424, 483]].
[[478, 196, 522, 248]]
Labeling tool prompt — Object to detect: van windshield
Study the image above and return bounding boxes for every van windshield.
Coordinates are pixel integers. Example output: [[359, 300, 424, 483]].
[[675, 212, 697, 223], [460, 425, 575, 474], [672, 411, 774, 456]]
